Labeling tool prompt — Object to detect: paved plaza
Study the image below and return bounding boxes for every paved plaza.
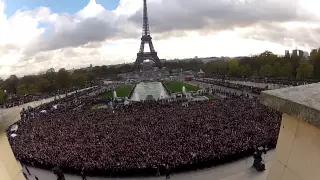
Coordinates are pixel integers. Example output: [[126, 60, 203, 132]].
[[23, 150, 273, 180]]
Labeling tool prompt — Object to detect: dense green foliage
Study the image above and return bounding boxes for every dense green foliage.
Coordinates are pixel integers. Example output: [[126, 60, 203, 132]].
[[103, 85, 134, 98], [0, 65, 135, 103], [203, 50, 320, 79], [164, 81, 199, 93]]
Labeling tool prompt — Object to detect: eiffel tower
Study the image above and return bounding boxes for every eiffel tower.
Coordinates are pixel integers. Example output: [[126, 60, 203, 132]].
[[135, 0, 162, 69]]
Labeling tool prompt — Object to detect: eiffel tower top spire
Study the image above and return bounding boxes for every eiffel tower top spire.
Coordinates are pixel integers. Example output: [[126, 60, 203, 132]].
[[142, 0, 150, 36], [134, 0, 162, 68]]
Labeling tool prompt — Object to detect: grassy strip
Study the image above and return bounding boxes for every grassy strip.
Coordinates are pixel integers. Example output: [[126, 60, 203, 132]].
[[103, 84, 134, 98], [164, 81, 200, 93]]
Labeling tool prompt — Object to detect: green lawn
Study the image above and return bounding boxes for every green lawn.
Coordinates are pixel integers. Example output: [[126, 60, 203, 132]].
[[103, 84, 134, 98], [164, 81, 200, 93]]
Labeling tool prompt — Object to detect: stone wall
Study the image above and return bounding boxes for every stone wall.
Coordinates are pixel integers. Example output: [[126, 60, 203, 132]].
[[260, 83, 320, 180], [267, 113, 320, 180], [0, 131, 24, 180]]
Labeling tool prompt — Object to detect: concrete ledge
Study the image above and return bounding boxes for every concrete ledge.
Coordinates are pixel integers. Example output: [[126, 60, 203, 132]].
[[260, 83, 320, 126]]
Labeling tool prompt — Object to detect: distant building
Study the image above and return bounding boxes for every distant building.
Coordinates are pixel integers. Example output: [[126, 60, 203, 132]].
[[67, 68, 75, 73], [160, 59, 167, 63], [199, 57, 219, 63], [292, 50, 298, 57], [197, 69, 205, 77], [298, 50, 304, 58], [289, 49, 308, 59], [285, 50, 290, 57], [303, 51, 309, 59]]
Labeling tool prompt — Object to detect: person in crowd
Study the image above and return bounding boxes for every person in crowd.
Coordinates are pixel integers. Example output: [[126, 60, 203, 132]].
[[24, 165, 31, 175], [23, 172, 29, 180], [53, 167, 65, 180], [1, 85, 98, 109], [81, 170, 87, 180], [165, 165, 170, 179]]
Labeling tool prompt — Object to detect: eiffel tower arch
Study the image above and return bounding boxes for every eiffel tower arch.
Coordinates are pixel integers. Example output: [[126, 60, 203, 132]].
[[135, 0, 162, 69]]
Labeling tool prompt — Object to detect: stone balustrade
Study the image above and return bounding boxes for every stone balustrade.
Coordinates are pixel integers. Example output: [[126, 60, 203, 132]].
[[260, 83, 320, 180]]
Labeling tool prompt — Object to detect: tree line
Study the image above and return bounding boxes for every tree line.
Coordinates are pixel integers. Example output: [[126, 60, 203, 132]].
[[0, 64, 135, 104], [161, 50, 320, 80], [202, 50, 320, 79], [1, 49, 320, 104]]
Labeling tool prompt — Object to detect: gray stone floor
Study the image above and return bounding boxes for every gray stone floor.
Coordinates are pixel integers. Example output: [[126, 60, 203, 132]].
[[23, 151, 274, 180]]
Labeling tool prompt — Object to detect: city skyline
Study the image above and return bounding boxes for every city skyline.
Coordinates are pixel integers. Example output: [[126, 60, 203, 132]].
[[0, 0, 319, 78]]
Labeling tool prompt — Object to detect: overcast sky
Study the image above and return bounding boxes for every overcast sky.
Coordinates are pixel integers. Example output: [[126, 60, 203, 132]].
[[0, 0, 319, 78]]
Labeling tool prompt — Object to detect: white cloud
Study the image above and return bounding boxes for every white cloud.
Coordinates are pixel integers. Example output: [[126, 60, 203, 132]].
[[0, 0, 319, 78], [78, 0, 106, 18]]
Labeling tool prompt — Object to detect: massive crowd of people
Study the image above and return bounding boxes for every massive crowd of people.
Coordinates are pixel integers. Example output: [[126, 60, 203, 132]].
[[197, 77, 317, 96], [8, 96, 281, 176], [209, 76, 317, 86], [19, 86, 106, 121], [197, 79, 268, 95], [1, 85, 95, 109]]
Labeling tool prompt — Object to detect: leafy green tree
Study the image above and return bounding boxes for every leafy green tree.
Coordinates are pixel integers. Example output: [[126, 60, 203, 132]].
[[238, 65, 252, 77], [228, 59, 239, 76], [290, 51, 301, 77], [279, 63, 293, 78], [0, 89, 7, 104], [0, 78, 3, 88], [42, 68, 57, 92], [272, 62, 282, 77], [259, 65, 273, 77], [92, 66, 102, 76], [3, 75, 19, 94], [70, 72, 86, 87], [259, 51, 278, 66], [28, 84, 38, 94], [239, 56, 261, 72], [37, 78, 51, 92], [204, 60, 228, 76], [296, 63, 314, 79], [312, 50, 320, 79], [17, 84, 29, 96], [57, 68, 70, 88], [20, 75, 38, 85], [86, 72, 95, 82]]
